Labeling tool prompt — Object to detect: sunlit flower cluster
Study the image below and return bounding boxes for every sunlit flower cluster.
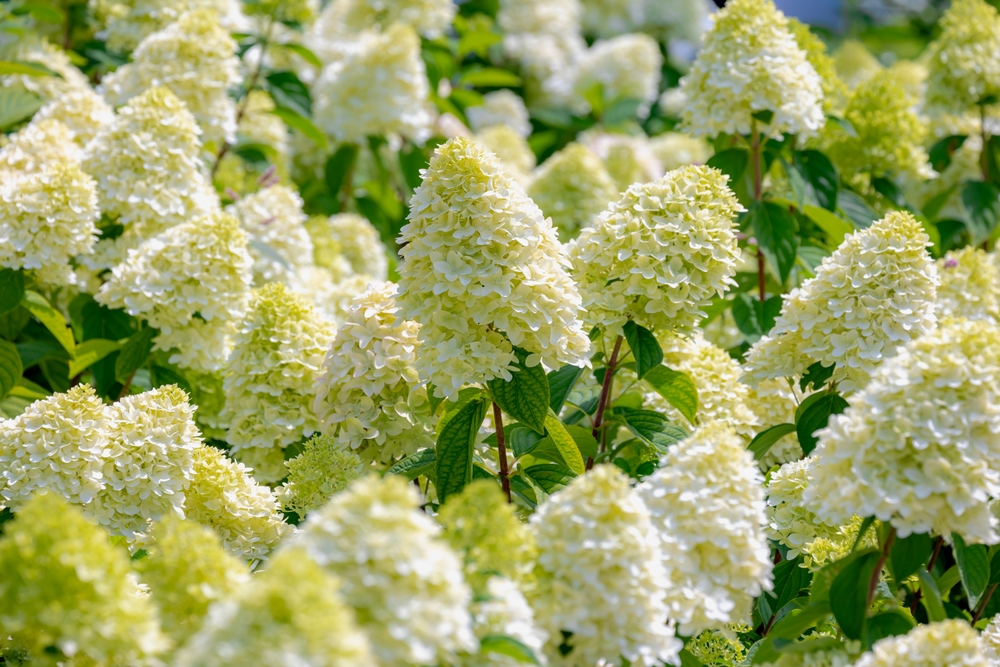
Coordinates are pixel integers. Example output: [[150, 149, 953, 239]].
[[573, 33, 662, 118], [467, 90, 533, 138], [32, 88, 115, 147], [852, 620, 988, 667], [275, 434, 364, 517], [528, 142, 617, 240], [475, 125, 537, 182], [0, 118, 82, 175], [227, 185, 314, 287], [648, 132, 712, 172], [580, 130, 662, 191], [306, 212, 388, 281], [925, 0, 1000, 116], [92, 0, 246, 52], [935, 247, 1000, 323]]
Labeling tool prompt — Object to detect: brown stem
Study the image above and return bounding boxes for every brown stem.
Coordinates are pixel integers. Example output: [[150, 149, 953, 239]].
[[757, 249, 766, 302], [867, 527, 896, 608], [493, 401, 511, 503], [973, 583, 998, 624], [588, 335, 623, 470], [117, 369, 137, 400], [910, 536, 945, 615]]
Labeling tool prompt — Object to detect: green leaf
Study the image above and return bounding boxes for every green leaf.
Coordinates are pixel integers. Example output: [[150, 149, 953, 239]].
[[547, 364, 585, 413], [732, 293, 783, 342], [750, 603, 832, 665], [436, 387, 487, 436], [114, 327, 156, 384], [0, 340, 22, 400], [864, 611, 915, 649], [794, 149, 839, 211], [14, 3, 66, 23], [68, 339, 120, 378], [990, 549, 1000, 585], [524, 464, 576, 494], [800, 361, 835, 392], [753, 201, 799, 284], [961, 181, 1000, 245], [543, 414, 586, 474], [622, 321, 662, 380], [643, 365, 698, 423], [795, 391, 849, 455], [706, 148, 750, 186], [387, 448, 437, 480], [871, 176, 906, 208], [487, 346, 550, 434], [768, 556, 811, 612], [508, 424, 544, 458], [889, 532, 932, 583], [479, 635, 540, 665], [22, 291, 75, 355], [280, 42, 322, 67], [459, 67, 521, 87], [603, 97, 643, 127], [325, 143, 359, 202], [613, 407, 687, 452], [928, 135, 967, 173], [803, 204, 854, 247], [272, 106, 328, 150], [917, 570, 946, 622], [830, 550, 881, 640], [0, 269, 25, 316], [435, 396, 489, 502], [748, 423, 796, 460], [837, 190, 878, 229], [149, 365, 192, 394], [0, 88, 42, 130], [826, 114, 857, 137], [0, 60, 60, 77], [953, 533, 991, 608], [752, 109, 775, 124], [265, 70, 311, 115]]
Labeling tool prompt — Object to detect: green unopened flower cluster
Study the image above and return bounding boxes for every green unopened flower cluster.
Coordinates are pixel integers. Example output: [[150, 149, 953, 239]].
[[925, 0, 1000, 116], [305, 212, 388, 282], [527, 142, 618, 240], [275, 434, 365, 517]]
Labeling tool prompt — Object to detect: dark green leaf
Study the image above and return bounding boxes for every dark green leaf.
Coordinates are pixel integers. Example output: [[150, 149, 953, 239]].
[[795, 391, 849, 455], [826, 114, 857, 137], [917, 570, 946, 622], [15, 340, 65, 369], [928, 135, 967, 173], [961, 181, 1000, 245], [265, 70, 311, 115], [479, 635, 541, 665], [732, 293, 783, 342], [457, 30, 502, 59], [22, 291, 75, 354], [799, 361, 835, 392], [622, 321, 662, 380], [768, 556, 811, 611], [509, 475, 537, 508], [524, 464, 576, 493], [753, 201, 798, 284], [864, 611, 915, 650], [748, 423, 796, 460], [399, 143, 430, 192], [507, 424, 544, 458], [459, 67, 521, 87], [149, 365, 192, 394], [830, 550, 881, 640], [752, 109, 775, 124], [114, 327, 156, 384], [750, 603, 832, 664], [0, 60, 60, 77], [871, 176, 906, 208], [487, 346, 550, 434], [837, 190, 878, 229], [325, 144, 359, 202], [68, 339, 120, 378], [543, 414, 586, 474], [990, 549, 1000, 585], [613, 407, 687, 452], [15, 3, 66, 23], [547, 364, 585, 413], [953, 533, 991, 608], [803, 205, 854, 247], [435, 396, 489, 502], [706, 148, 750, 185], [889, 532, 932, 583], [643, 365, 697, 423], [388, 448, 437, 480], [0, 306, 29, 341], [436, 387, 487, 435], [794, 150, 839, 211], [603, 97, 643, 126], [0, 340, 22, 400], [271, 106, 327, 150], [0, 269, 25, 316], [280, 42, 322, 67]]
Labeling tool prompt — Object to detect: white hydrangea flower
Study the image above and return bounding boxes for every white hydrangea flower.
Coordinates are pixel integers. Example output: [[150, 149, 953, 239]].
[[573, 34, 662, 119], [227, 185, 314, 287], [925, 0, 1000, 117], [805, 319, 1000, 544], [305, 212, 388, 281], [567, 164, 742, 337], [578, 0, 644, 37], [32, 89, 115, 147], [314, 24, 433, 144], [0, 162, 99, 288], [0, 385, 110, 511], [312, 0, 455, 38], [294, 475, 478, 666], [466, 577, 549, 667], [527, 142, 618, 241], [983, 614, 1000, 665], [223, 283, 336, 471], [0, 38, 91, 101], [935, 247, 1000, 323], [679, 0, 825, 138], [497, 0, 581, 37], [154, 318, 240, 375], [313, 282, 433, 464], [641, 0, 711, 44], [744, 378, 804, 469], [397, 137, 590, 399], [531, 465, 682, 667], [579, 130, 663, 191], [92, 386, 203, 541], [294, 268, 374, 324], [100, 9, 241, 145], [475, 125, 537, 182], [638, 424, 773, 635], [853, 620, 988, 667], [467, 90, 532, 138], [92, 0, 247, 52], [0, 118, 82, 174], [742, 211, 937, 394], [649, 132, 712, 172]]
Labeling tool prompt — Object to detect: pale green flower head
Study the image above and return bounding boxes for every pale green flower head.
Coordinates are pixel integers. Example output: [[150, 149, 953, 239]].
[[276, 434, 365, 517], [567, 164, 742, 337], [935, 247, 1000, 323], [926, 0, 1000, 116], [0, 38, 90, 102], [475, 125, 537, 183], [573, 33, 662, 119], [581, 130, 662, 191], [92, 0, 246, 53], [306, 212, 388, 282], [853, 620, 988, 667], [294, 474, 477, 666], [648, 132, 712, 172], [315, 0, 454, 37], [578, 0, 642, 38], [0, 118, 81, 175], [33, 88, 115, 147], [136, 516, 249, 643], [467, 90, 532, 138], [0, 493, 167, 667], [527, 142, 617, 241], [397, 136, 590, 399], [175, 548, 373, 667], [787, 17, 848, 115], [245, 0, 318, 24], [228, 185, 313, 287], [680, 0, 825, 138]]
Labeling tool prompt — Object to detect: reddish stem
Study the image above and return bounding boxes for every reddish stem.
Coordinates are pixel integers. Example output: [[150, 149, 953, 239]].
[[588, 335, 623, 470], [493, 401, 511, 503]]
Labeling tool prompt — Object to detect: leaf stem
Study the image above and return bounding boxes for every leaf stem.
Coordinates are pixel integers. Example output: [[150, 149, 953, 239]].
[[973, 583, 998, 624], [910, 535, 944, 615], [493, 401, 511, 503], [588, 334, 623, 470], [867, 527, 896, 608]]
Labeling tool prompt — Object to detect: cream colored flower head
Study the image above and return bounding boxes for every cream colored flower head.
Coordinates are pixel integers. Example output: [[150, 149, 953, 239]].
[[185, 445, 291, 561], [531, 465, 682, 667], [467, 90, 532, 138], [805, 319, 1000, 544], [314, 0, 454, 37], [275, 434, 365, 517], [293, 474, 478, 666], [155, 318, 240, 375], [786, 17, 848, 115], [467, 576, 550, 667], [294, 268, 375, 325], [936, 247, 1000, 323], [33, 88, 115, 147], [580, 130, 663, 191], [475, 125, 537, 183], [578, 0, 643, 38], [638, 424, 772, 635], [648, 132, 713, 172], [505, 32, 585, 109], [227, 185, 314, 287], [100, 8, 241, 145], [0, 493, 168, 667], [743, 211, 937, 394], [853, 620, 988, 667], [314, 23, 433, 144], [744, 378, 804, 469], [573, 33, 662, 119], [497, 0, 581, 37], [568, 164, 742, 337], [925, 0, 1000, 116], [0, 118, 81, 174], [397, 137, 591, 399], [527, 142, 618, 241], [833, 39, 882, 89], [306, 212, 388, 281], [244, 0, 318, 24], [93, 0, 247, 53], [680, 0, 825, 138], [174, 548, 373, 667], [0, 38, 91, 101], [0, 162, 99, 288], [313, 281, 432, 464]]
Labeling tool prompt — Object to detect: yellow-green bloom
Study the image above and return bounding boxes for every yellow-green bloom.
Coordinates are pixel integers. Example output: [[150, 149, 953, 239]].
[[833, 40, 882, 89], [0, 118, 81, 175], [475, 125, 537, 183], [313, 0, 454, 38], [853, 620, 988, 667], [573, 33, 662, 119], [306, 212, 388, 281], [33, 88, 115, 147], [936, 247, 1000, 323], [228, 185, 314, 287], [92, 0, 247, 53], [527, 142, 618, 241], [467, 90, 532, 138], [275, 434, 365, 517], [648, 132, 712, 172], [925, 0, 1000, 116]]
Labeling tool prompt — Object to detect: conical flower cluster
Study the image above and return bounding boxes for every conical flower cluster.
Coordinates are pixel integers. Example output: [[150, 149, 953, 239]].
[[294, 475, 478, 666], [805, 319, 1000, 543], [100, 8, 241, 145], [787, 17, 848, 115], [313, 282, 432, 464], [0, 118, 82, 175], [33, 88, 116, 147], [275, 434, 364, 517], [648, 132, 712, 172], [568, 165, 742, 336], [527, 142, 618, 241], [475, 125, 537, 183], [580, 130, 662, 191], [925, 0, 1000, 116], [638, 424, 772, 635], [531, 465, 681, 667], [93, 0, 246, 53], [314, 0, 455, 37], [679, 0, 825, 138], [743, 211, 937, 393], [397, 137, 590, 398], [227, 185, 314, 287]]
